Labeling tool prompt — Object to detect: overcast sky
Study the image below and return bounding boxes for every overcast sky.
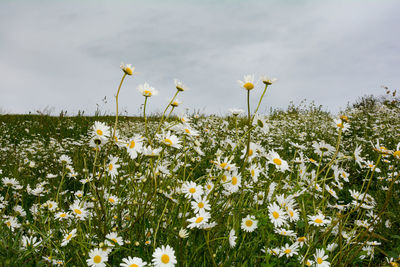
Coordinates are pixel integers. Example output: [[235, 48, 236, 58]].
[[0, 0, 399, 116]]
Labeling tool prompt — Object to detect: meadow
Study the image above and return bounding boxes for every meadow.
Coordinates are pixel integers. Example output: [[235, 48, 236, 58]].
[[0, 66, 399, 266]]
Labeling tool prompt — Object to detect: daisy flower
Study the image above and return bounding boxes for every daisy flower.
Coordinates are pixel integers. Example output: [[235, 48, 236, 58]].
[[59, 154, 72, 165], [238, 74, 256, 90], [120, 256, 147, 267], [275, 228, 297, 237], [86, 248, 109, 267], [229, 108, 244, 116], [152, 245, 177, 267], [308, 213, 331, 227], [107, 156, 120, 179], [138, 83, 158, 97], [241, 215, 258, 232], [4, 216, 21, 231], [260, 75, 277, 85], [268, 202, 288, 228], [126, 136, 143, 160], [142, 146, 162, 157], [181, 181, 203, 199], [229, 229, 237, 248], [223, 171, 241, 193], [174, 79, 188, 91], [393, 143, 400, 159], [170, 98, 182, 107], [187, 211, 211, 229], [21, 235, 42, 250], [178, 228, 189, 239], [314, 249, 330, 267], [325, 184, 338, 199], [312, 141, 335, 157], [120, 62, 134, 75], [159, 132, 182, 149], [191, 196, 211, 213], [55, 211, 71, 220], [279, 242, 299, 258], [92, 121, 110, 140], [267, 151, 289, 172], [105, 193, 119, 206], [333, 118, 350, 132], [61, 229, 77, 247], [105, 232, 124, 247], [69, 202, 89, 221], [253, 191, 265, 205]]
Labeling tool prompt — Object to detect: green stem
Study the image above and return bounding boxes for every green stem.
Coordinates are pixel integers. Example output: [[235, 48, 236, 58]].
[[113, 73, 127, 139]]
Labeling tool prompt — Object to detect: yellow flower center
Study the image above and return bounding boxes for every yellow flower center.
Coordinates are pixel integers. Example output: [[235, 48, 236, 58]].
[[66, 234, 73, 240], [337, 123, 343, 128], [49, 203, 53, 208], [109, 198, 115, 203], [273, 158, 282, 165], [6, 221, 11, 227], [161, 254, 170, 264], [195, 217, 204, 223], [289, 210, 294, 217], [220, 162, 227, 169], [124, 67, 133, 75], [222, 175, 227, 182], [144, 90, 152, 96], [245, 219, 253, 227], [298, 236, 306, 242], [368, 164, 374, 168], [60, 213, 67, 218], [130, 264, 139, 267], [248, 149, 253, 156], [96, 129, 103, 136], [112, 238, 118, 243], [185, 128, 190, 134], [198, 202, 204, 208], [243, 82, 254, 90], [251, 169, 255, 177], [284, 248, 291, 254], [393, 151, 400, 158], [164, 138, 173, 146], [231, 176, 238, 185], [309, 158, 316, 163], [317, 257, 323, 264], [74, 209, 82, 215], [109, 164, 113, 171], [189, 188, 196, 194], [314, 218, 323, 224], [207, 185, 212, 190], [93, 255, 102, 264], [129, 140, 135, 149], [272, 211, 279, 219]]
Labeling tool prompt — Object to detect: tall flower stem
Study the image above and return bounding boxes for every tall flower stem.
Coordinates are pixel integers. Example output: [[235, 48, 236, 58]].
[[251, 84, 269, 121], [156, 90, 179, 134], [143, 96, 151, 145], [113, 73, 127, 139], [242, 90, 251, 170]]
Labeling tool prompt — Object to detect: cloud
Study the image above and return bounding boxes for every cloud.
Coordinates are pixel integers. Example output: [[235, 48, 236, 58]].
[[0, 0, 399, 115]]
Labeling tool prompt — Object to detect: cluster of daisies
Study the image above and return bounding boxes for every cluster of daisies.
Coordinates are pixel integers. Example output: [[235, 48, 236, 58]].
[[0, 68, 399, 266]]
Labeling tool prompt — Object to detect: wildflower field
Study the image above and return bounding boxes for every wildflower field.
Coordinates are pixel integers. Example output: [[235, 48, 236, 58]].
[[1, 66, 399, 266]]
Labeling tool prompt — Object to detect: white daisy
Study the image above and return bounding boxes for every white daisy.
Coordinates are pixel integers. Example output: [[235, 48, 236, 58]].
[[241, 215, 258, 232], [152, 245, 177, 267], [138, 82, 158, 97], [268, 202, 288, 228], [86, 248, 109, 267], [229, 229, 237, 248]]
